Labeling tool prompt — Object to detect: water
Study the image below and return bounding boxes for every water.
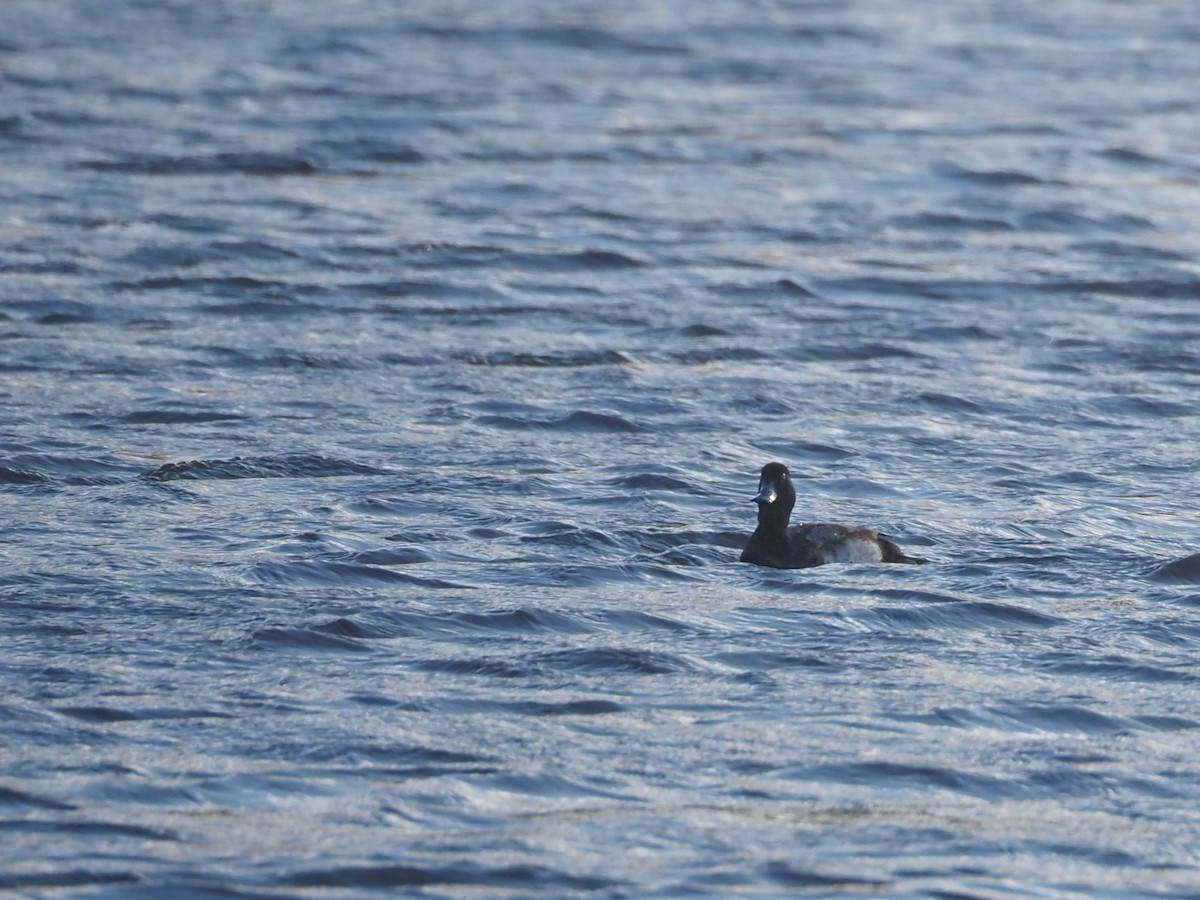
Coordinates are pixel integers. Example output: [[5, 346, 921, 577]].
[[3, 0, 1200, 896]]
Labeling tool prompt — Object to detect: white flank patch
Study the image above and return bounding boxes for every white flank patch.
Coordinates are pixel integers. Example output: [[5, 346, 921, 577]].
[[825, 540, 884, 564], [804, 526, 885, 564]]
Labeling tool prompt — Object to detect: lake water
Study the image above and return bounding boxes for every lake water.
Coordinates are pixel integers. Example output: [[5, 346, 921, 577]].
[[4, 1, 1200, 896]]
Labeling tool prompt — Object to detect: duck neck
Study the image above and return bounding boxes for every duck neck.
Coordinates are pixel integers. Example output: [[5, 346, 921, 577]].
[[755, 499, 793, 538]]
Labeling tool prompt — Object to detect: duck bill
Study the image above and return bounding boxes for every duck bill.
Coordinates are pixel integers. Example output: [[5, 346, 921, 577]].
[[752, 483, 777, 504]]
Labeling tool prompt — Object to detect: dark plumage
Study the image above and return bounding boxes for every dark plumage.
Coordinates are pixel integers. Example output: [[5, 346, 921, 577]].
[[740, 462, 921, 569]]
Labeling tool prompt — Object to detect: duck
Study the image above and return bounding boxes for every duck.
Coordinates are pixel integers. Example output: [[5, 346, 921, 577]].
[[740, 462, 922, 568]]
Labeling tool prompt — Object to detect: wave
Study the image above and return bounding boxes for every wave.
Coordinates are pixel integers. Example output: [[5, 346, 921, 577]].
[[473, 410, 645, 433], [144, 455, 387, 481], [0, 871, 139, 891], [81, 151, 319, 176], [858, 599, 1065, 631], [534, 645, 695, 675], [245, 560, 464, 590], [1148, 553, 1200, 583], [280, 862, 620, 892], [0, 454, 135, 488], [0, 785, 76, 812], [463, 349, 634, 368], [56, 705, 235, 723], [120, 410, 247, 426]]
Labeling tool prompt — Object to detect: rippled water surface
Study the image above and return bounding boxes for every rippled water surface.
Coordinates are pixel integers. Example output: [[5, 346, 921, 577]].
[[4, 1, 1200, 896]]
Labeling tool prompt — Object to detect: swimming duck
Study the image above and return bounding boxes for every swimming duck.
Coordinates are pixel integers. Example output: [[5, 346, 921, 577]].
[[740, 462, 921, 568]]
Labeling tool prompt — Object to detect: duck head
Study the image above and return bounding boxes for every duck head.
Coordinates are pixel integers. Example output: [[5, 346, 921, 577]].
[[753, 461, 796, 527]]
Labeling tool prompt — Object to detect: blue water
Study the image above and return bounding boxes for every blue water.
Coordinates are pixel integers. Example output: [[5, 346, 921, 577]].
[[4, 1, 1200, 896]]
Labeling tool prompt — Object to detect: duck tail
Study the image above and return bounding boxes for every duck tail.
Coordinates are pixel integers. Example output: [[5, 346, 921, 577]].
[[880, 536, 926, 565]]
